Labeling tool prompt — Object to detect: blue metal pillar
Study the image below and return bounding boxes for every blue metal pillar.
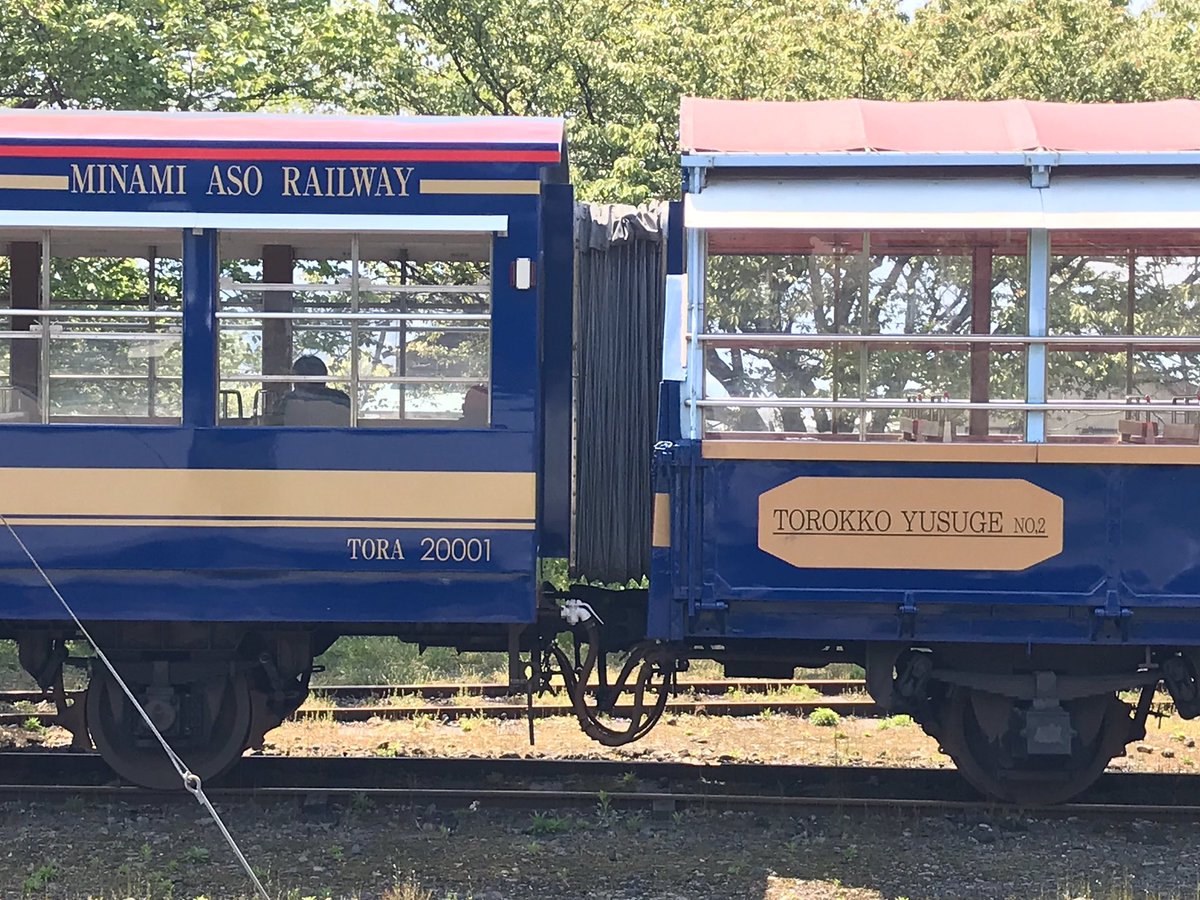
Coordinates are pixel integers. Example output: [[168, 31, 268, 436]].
[[1026, 228, 1049, 442], [182, 228, 218, 427]]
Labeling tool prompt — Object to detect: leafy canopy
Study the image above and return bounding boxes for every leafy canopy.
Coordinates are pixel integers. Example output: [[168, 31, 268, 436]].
[[3, 0, 1198, 200]]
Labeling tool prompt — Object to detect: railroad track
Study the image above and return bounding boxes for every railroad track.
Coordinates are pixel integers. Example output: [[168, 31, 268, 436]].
[[0, 677, 865, 706], [0, 678, 877, 727], [311, 678, 867, 701], [290, 698, 879, 723], [0, 678, 1178, 730], [1, 751, 1199, 817]]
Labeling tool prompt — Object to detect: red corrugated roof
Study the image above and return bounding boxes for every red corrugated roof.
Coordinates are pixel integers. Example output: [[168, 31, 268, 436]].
[[680, 98, 1200, 154], [0, 108, 564, 150]]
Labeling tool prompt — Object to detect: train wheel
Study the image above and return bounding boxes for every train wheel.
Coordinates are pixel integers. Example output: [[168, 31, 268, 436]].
[[86, 665, 252, 791], [936, 688, 1132, 805]]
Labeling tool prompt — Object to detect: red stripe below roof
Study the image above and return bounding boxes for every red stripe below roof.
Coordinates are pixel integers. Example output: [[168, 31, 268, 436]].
[[680, 97, 1200, 154], [0, 144, 560, 163], [0, 109, 563, 158]]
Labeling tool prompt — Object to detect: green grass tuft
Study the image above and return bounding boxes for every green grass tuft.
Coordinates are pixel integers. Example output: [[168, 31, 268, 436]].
[[808, 707, 840, 727]]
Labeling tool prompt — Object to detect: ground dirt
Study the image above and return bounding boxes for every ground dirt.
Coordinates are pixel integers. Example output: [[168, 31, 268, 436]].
[[3, 707, 1200, 898], [10, 699, 1200, 774], [1, 790, 1200, 900], [263, 700, 1200, 775]]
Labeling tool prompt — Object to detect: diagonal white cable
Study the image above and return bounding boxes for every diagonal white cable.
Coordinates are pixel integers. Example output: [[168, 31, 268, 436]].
[[0, 514, 269, 900]]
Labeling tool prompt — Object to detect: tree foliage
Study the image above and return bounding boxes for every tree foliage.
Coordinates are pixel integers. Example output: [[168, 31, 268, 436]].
[[3, 0, 1200, 430], [2, 0, 1198, 196], [0, 0, 367, 111]]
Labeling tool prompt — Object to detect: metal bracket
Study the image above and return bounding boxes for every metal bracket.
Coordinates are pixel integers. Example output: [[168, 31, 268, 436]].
[[1025, 152, 1057, 188], [1091, 590, 1132, 641], [690, 603, 728, 635], [683, 165, 707, 194], [898, 594, 918, 639]]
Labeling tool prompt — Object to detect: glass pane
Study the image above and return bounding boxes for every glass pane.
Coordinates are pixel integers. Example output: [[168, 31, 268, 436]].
[[217, 242, 491, 428], [1048, 233, 1200, 439], [41, 238, 182, 424], [703, 230, 1028, 438], [0, 238, 183, 424]]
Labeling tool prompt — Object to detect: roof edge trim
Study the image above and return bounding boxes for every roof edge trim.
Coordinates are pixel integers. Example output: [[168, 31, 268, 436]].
[[683, 151, 1200, 170], [0, 210, 509, 234]]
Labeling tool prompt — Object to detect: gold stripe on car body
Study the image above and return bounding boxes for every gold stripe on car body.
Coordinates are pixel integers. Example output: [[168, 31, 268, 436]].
[[0, 468, 536, 522], [652, 493, 671, 548], [419, 179, 541, 195], [703, 441, 1200, 465]]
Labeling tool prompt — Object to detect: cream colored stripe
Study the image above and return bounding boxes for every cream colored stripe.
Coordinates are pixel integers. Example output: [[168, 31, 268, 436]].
[[3, 517, 533, 530], [0, 175, 69, 190], [652, 493, 670, 548], [702, 441, 1038, 463], [1035, 445, 1200, 465], [0, 468, 536, 520], [702, 439, 1200, 465], [420, 179, 541, 195]]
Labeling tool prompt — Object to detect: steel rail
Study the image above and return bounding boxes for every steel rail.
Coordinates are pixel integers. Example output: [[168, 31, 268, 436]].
[[313, 678, 867, 700], [9, 781, 1200, 818], [0, 678, 864, 706], [0, 696, 878, 728], [290, 698, 879, 723], [0, 753, 1198, 817]]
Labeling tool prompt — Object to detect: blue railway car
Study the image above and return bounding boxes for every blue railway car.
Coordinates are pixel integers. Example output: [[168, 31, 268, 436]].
[[0, 109, 573, 787], [636, 98, 1200, 802]]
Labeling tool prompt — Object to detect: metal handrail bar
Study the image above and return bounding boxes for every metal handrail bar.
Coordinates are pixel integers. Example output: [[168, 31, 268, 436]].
[[274, 303, 487, 309], [696, 333, 1200, 348], [50, 374, 181, 381], [221, 302, 490, 312], [694, 397, 1200, 412], [0, 309, 183, 319], [221, 374, 483, 385], [357, 376, 481, 385], [222, 375, 336, 384], [219, 309, 488, 318], [220, 281, 351, 293], [391, 326, 487, 334], [216, 311, 489, 322], [221, 281, 489, 295], [359, 284, 490, 295], [218, 324, 488, 335], [45, 333, 181, 342]]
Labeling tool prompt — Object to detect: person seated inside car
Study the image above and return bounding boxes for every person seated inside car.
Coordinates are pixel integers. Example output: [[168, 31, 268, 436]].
[[279, 355, 351, 426], [460, 383, 488, 426]]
